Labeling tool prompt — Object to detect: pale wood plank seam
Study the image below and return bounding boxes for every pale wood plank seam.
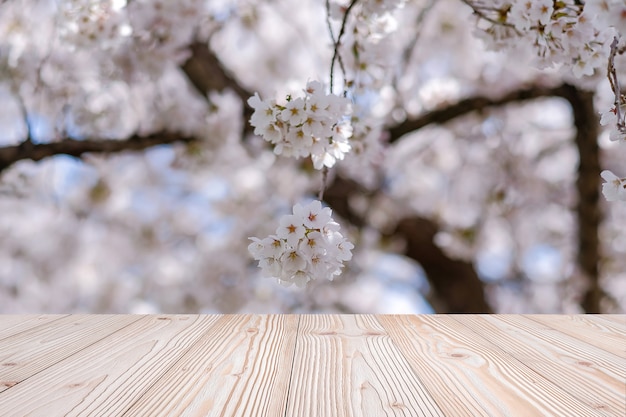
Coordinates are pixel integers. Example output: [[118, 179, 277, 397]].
[[285, 314, 446, 416], [0, 314, 69, 342], [218, 315, 280, 416], [349, 315, 438, 415], [118, 315, 243, 416], [432, 315, 603, 416], [63, 316, 167, 416], [229, 315, 299, 417], [365, 315, 445, 413], [1, 315, 142, 381], [120, 315, 298, 416], [284, 314, 325, 415], [32, 315, 145, 374], [227, 315, 301, 416], [0, 315, 219, 416], [208, 314, 297, 416], [82, 315, 218, 417], [456, 315, 623, 415], [381, 316, 488, 415], [0, 315, 143, 393], [383, 315, 589, 416], [217, 315, 274, 416], [368, 316, 446, 415], [282, 314, 301, 417], [524, 315, 626, 357], [485, 315, 623, 375], [458, 316, 611, 416], [593, 314, 626, 333]]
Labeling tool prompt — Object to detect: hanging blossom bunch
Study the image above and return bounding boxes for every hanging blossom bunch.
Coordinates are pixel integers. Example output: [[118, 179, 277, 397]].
[[248, 80, 353, 170], [467, 0, 615, 78], [248, 201, 354, 288]]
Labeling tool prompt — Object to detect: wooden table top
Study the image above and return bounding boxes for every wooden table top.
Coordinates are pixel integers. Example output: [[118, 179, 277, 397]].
[[0, 314, 624, 416]]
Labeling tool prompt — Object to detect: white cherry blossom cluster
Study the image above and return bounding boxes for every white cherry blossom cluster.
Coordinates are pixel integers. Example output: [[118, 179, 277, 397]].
[[248, 81, 353, 169], [248, 200, 354, 288], [468, 0, 615, 78]]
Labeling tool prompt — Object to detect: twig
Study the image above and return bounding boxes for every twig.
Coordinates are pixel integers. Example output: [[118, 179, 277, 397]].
[[0, 132, 195, 173], [607, 36, 626, 135], [325, 0, 337, 45], [401, 0, 436, 74], [329, 0, 359, 93], [459, 0, 522, 36], [318, 166, 329, 200]]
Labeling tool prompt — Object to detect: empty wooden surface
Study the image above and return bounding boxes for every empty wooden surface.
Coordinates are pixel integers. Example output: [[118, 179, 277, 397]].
[[0, 315, 624, 416]]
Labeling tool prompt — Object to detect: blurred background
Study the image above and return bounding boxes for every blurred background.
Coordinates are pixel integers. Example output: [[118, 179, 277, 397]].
[[1, 0, 625, 314]]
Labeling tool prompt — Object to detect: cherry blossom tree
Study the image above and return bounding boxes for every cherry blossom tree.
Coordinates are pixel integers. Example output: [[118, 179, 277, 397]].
[[1, 0, 625, 314]]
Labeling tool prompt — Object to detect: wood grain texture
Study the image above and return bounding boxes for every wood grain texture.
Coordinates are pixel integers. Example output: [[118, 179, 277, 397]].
[[123, 314, 299, 417], [460, 315, 625, 416], [0, 315, 220, 416], [0, 314, 624, 417], [0, 315, 67, 341], [594, 314, 626, 328], [286, 314, 444, 417], [0, 314, 140, 393], [526, 315, 626, 357], [381, 315, 603, 417]]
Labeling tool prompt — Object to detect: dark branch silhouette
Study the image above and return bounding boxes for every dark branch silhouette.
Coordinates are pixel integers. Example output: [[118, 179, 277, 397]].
[[323, 176, 493, 313], [557, 85, 603, 313], [0, 132, 194, 172], [388, 84, 572, 143], [182, 42, 254, 129], [386, 83, 603, 313]]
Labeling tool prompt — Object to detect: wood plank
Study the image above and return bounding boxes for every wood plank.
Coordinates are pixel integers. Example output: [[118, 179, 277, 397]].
[[0, 315, 221, 417], [595, 314, 626, 328], [527, 315, 626, 357], [382, 315, 603, 417], [0, 315, 67, 341], [458, 315, 625, 416], [285, 314, 445, 417], [0, 314, 622, 417], [0, 314, 140, 392], [123, 314, 299, 417]]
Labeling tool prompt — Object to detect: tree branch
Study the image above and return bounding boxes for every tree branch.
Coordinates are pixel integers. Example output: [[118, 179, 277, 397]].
[[385, 83, 604, 313], [0, 42, 251, 173], [0, 132, 194, 172], [181, 42, 254, 126], [557, 85, 603, 313], [323, 176, 493, 313], [388, 84, 570, 143], [394, 216, 493, 313]]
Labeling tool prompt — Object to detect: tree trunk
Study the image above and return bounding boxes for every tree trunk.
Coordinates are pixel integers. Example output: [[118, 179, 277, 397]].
[[559, 85, 603, 313]]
